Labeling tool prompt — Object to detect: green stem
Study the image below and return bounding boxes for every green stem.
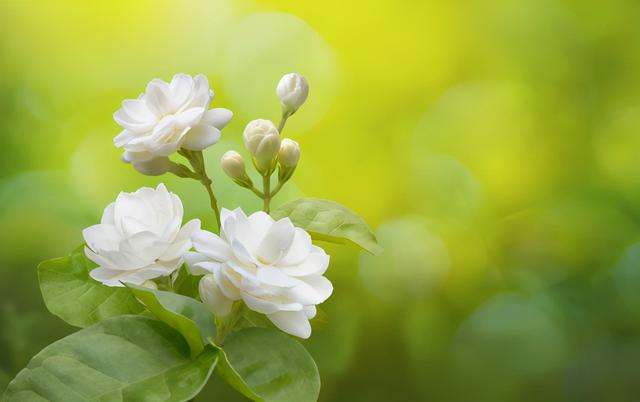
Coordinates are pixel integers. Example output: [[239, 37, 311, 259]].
[[270, 181, 284, 198], [277, 110, 291, 133], [179, 150, 222, 230], [202, 178, 221, 230], [214, 302, 243, 345], [262, 174, 271, 212]]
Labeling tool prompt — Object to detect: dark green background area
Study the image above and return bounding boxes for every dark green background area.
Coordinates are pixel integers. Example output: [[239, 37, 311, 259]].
[[2, 0, 640, 401]]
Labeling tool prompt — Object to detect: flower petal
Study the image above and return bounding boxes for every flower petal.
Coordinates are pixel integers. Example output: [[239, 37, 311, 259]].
[[279, 247, 330, 277], [122, 99, 157, 122], [256, 218, 295, 265], [145, 78, 173, 116], [199, 274, 233, 316], [131, 157, 173, 176], [300, 275, 333, 303], [201, 108, 233, 129], [267, 310, 312, 339], [169, 73, 194, 109], [241, 292, 280, 314], [181, 124, 221, 151], [83, 224, 121, 252], [279, 228, 312, 266], [192, 229, 231, 262]]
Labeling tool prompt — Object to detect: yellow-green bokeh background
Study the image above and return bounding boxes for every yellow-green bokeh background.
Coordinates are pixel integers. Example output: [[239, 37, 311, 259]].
[[2, 0, 640, 400]]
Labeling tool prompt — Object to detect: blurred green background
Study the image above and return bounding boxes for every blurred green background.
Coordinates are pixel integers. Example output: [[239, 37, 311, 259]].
[[2, 0, 640, 400]]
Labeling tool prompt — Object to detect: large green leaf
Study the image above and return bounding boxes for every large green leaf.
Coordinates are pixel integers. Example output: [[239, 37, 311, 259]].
[[126, 284, 215, 357], [38, 246, 144, 328], [271, 198, 382, 255], [213, 327, 320, 402], [2, 315, 218, 402]]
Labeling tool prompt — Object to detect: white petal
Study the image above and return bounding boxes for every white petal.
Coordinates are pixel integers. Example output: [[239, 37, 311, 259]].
[[114, 130, 137, 148], [174, 107, 205, 129], [267, 310, 312, 338], [122, 149, 155, 163], [194, 261, 221, 275], [279, 228, 312, 266], [101, 202, 116, 225], [183, 251, 211, 274], [247, 211, 274, 246], [256, 266, 298, 288], [181, 124, 221, 151], [83, 224, 121, 252], [199, 274, 233, 316], [169, 73, 194, 109], [241, 292, 280, 314], [113, 109, 155, 132], [217, 265, 242, 299], [231, 239, 258, 267], [300, 275, 333, 303], [131, 157, 173, 176], [185, 74, 212, 110], [232, 209, 264, 253], [122, 99, 156, 122], [89, 267, 127, 287], [175, 219, 200, 242], [145, 78, 173, 116], [192, 229, 231, 261], [201, 108, 233, 129], [304, 306, 317, 319], [256, 218, 295, 265], [84, 247, 117, 270], [119, 231, 166, 265], [279, 248, 330, 277]]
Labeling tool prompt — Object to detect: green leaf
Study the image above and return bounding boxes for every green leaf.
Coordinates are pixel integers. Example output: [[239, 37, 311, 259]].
[[271, 198, 382, 255], [213, 327, 320, 402], [172, 265, 201, 299], [126, 284, 216, 357], [38, 246, 144, 328], [2, 315, 218, 402]]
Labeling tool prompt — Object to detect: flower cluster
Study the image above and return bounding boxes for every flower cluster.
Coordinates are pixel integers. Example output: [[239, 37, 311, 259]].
[[84, 72, 327, 338]]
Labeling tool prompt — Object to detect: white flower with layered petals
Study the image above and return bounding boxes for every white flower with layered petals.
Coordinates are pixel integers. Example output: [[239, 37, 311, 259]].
[[83, 184, 200, 287], [114, 73, 233, 175], [186, 208, 332, 339]]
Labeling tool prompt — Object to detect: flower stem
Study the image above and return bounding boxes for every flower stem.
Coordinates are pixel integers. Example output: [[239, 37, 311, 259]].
[[179, 149, 222, 230], [214, 302, 243, 345], [277, 110, 291, 133], [202, 178, 221, 229], [262, 174, 271, 212]]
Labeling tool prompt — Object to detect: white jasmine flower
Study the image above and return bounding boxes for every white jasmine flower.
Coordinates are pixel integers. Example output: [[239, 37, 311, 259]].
[[83, 184, 200, 287], [276, 73, 309, 114], [186, 208, 332, 339], [114, 73, 233, 175]]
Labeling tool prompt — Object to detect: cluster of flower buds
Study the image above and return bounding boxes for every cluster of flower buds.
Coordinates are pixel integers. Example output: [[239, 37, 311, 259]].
[[221, 73, 307, 207]]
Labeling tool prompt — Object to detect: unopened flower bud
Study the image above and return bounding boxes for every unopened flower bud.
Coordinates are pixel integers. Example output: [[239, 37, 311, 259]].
[[221, 151, 247, 180], [243, 119, 281, 174], [279, 139, 300, 168], [278, 138, 300, 183], [276, 73, 309, 115], [221, 150, 252, 187]]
